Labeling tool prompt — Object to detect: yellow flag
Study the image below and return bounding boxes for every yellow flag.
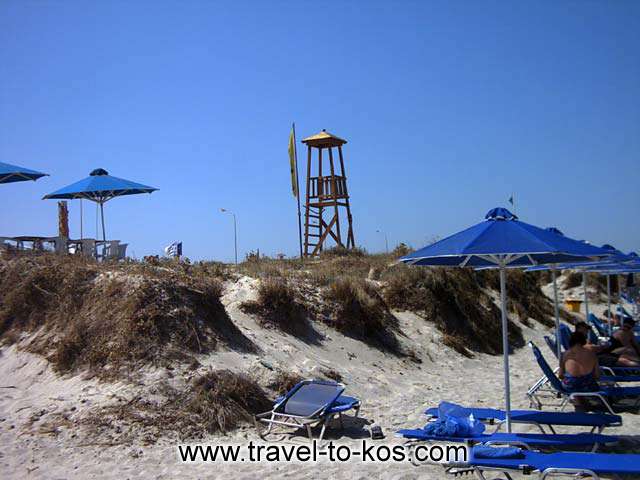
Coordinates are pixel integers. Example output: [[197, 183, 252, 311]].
[[288, 126, 298, 197]]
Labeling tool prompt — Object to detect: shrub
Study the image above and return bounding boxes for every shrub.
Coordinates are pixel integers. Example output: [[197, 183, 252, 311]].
[[476, 270, 554, 327], [391, 242, 413, 258], [268, 371, 304, 394], [183, 370, 271, 433], [0, 255, 255, 377], [83, 370, 272, 441], [320, 246, 368, 259], [383, 266, 524, 355], [322, 277, 401, 352], [240, 278, 308, 335]]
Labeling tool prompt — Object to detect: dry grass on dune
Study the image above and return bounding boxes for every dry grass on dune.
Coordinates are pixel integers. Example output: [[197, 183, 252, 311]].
[[82, 369, 272, 443], [0, 255, 255, 377], [477, 270, 555, 328], [268, 371, 305, 395], [321, 276, 403, 353], [239, 277, 309, 336], [383, 266, 525, 356]]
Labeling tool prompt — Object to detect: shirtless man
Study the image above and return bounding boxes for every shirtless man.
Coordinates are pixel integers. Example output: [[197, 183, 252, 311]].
[[559, 331, 600, 407], [611, 318, 640, 367]]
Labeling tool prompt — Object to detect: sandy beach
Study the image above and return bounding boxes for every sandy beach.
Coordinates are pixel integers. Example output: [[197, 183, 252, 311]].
[[2, 273, 639, 480]]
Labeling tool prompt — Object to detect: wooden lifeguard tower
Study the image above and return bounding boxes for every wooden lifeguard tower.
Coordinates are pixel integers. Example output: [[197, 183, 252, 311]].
[[301, 130, 355, 257]]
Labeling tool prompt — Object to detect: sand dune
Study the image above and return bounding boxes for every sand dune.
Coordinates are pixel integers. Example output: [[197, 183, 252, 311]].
[[1, 275, 639, 479]]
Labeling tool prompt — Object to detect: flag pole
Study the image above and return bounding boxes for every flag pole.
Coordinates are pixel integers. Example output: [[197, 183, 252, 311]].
[[293, 122, 304, 261]]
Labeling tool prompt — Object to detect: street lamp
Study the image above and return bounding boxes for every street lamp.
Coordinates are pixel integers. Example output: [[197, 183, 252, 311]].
[[220, 208, 238, 265], [376, 229, 389, 254]]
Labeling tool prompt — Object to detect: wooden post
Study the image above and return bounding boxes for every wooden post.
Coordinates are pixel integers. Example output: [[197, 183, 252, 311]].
[[58, 201, 69, 239], [327, 146, 343, 246]]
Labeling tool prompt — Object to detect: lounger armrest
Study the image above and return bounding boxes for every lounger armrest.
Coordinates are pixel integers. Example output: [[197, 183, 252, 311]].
[[600, 366, 615, 376], [540, 467, 600, 480], [483, 440, 532, 450], [569, 392, 616, 415]]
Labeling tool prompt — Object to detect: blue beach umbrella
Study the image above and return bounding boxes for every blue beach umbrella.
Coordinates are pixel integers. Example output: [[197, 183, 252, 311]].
[[525, 236, 622, 359], [577, 255, 640, 335], [43, 168, 157, 241], [0, 162, 48, 184], [400, 208, 610, 431], [552, 245, 638, 335]]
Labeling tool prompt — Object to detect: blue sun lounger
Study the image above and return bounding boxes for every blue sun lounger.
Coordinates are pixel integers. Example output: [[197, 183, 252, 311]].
[[528, 342, 640, 413], [423, 406, 622, 434], [444, 445, 640, 480], [544, 331, 640, 377], [397, 427, 617, 451], [588, 313, 610, 338], [255, 379, 360, 442]]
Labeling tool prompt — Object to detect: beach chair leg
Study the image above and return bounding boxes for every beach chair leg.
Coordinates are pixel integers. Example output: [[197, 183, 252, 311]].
[[338, 412, 344, 429], [318, 417, 331, 443], [266, 412, 276, 435], [305, 424, 314, 442]]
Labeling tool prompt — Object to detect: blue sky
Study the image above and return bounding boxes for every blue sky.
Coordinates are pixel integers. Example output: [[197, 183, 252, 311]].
[[1, 1, 638, 261]]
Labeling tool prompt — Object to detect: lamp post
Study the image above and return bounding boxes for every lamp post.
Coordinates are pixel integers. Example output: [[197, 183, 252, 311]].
[[220, 208, 238, 265], [376, 229, 389, 254]]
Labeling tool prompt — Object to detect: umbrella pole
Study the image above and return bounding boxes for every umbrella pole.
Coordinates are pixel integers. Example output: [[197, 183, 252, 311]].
[[552, 267, 561, 361], [100, 201, 106, 260], [499, 265, 512, 433], [583, 273, 590, 321], [80, 199, 83, 240], [607, 274, 612, 336]]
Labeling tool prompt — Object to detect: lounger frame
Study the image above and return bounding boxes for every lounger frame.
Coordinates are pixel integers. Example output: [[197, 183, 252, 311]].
[[255, 379, 360, 443], [445, 464, 604, 480], [527, 342, 640, 415]]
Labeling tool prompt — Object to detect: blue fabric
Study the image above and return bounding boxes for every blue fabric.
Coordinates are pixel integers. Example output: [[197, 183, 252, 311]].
[[558, 324, 572, 351], [530, 343, 567, 393], [0, 161, 47, 184], [274, 394, 359, 414], [544, 335, 559, 357], [396, 429, 618, 447], [562, 372, 600, 393], [600, 386, 640, 398], [588, 313, 608, 337], [43, 168, 157, 201], [473, 446, 524, 459], [509, 410, 621, 426], [469, 449, 640, 475], [279, 381, 344, 417], [424, 405, 622, 427], [399, 208, 610, 268], [428, 402, 485, 437]]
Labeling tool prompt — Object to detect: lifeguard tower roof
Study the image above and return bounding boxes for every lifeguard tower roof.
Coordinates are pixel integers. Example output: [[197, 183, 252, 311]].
[[301, 129, 347, 148]]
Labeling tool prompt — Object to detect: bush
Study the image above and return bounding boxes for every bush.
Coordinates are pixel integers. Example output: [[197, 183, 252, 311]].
[[268, 371, 304, 394], [383, 266, 524, 355], [323, 277, 401, 352], [320, 246, 368, 259], [0, 255, 255, 377], [240, 278, 308, 335], [83, 370, 272, 441], [476, 270, 554, 327], [183, 370, 271, 433], [391, 243, 413, 258]]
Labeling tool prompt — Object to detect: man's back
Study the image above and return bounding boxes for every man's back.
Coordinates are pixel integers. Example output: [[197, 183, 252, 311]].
[[563, 346, 597, 377]]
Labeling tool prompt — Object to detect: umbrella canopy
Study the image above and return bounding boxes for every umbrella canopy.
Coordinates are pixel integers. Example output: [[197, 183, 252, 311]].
[[0, 162, 48, 184], [43, 168, 157, 242], [402, 208, 609, 268], [42, 168, 157, 202], [400, 207, 610, 432]]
